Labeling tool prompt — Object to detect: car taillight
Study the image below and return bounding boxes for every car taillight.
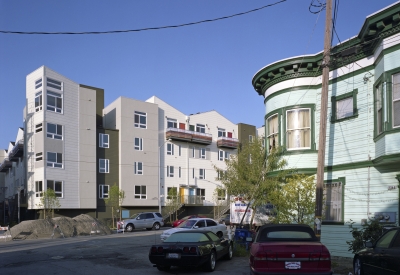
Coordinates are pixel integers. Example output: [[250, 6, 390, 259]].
[[151, 247, 157, 254], [189, 247, 197, 253], [157, 247, 164, 253], [182, 247, 197, 254], [251, 252, 268, 268], [318, 247, 331, 269]]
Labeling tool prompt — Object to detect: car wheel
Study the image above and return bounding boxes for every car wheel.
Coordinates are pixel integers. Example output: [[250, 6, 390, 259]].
[[205, 250, 216, 272], [216, 231, 223, 238], [353, 257, 363, 275], [153, 222, 161, 230], [224, 243, 233, 260], [156, 265, 170, 271], [125, 223, 134, 232]]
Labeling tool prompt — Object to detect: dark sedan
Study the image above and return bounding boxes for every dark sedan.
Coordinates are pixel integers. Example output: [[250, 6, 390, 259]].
[[353, 226, 400, 275], [149, 230, 233, 272]]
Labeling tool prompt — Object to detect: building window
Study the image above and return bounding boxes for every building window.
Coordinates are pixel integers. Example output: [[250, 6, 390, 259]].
[[331, 89, 358, 122], [47, 78, 62, 90], [199, 148, 206, 159], [393, 72, 400, 128], [35, 91, 42, 112], [134, 162, 143, 175], [199, 168, 206, 179], [47, 91, 63, 113], [35, 152, 43, 162], [217, 170, 226, 180], [35, 123, 43, 133], [47, 152, 62, 168], [218, 150, 230, 161], [218, 128, 226, 137], [217, 189, 226, 200], [35, 78, 42, 89], [99, 185, 109, 199], [47, 180, 63, 197], [267, 114, 279, 151], [135, 185, 146, 199], [323, 181, 343, 223], [286, 108, 311, 150], [99, 159, 109, 173], [134, 137, 143, 150], [249, 135, 254, 143], [47, 123, 63, 140], [178, 145, 181, 156], [167, 187, 178, 199], [35, 181, 43, 197], [376, 83, 383, 135], [196, 124, 206, 133], [196, 188, 205, 200], [179, 167, 181, 178], [167, 165, 174, 177], [191, 147, 195, 158], [167, 118, 177, 128], [167, 143, 174, 155], [192, 168, 195, 179], [99, 133, 109, 148], [134, 111, 147, 128]]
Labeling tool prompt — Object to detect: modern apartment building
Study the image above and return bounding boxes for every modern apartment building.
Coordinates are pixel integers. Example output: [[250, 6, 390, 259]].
[[252, 2, 400, 257], [0, 66, 259, 224]]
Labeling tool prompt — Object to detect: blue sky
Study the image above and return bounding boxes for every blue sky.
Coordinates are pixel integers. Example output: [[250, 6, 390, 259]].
[[0, 0, 397, 148]]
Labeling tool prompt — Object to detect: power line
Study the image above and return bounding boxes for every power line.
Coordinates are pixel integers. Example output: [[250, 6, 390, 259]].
[[0, 0, 287, 35]]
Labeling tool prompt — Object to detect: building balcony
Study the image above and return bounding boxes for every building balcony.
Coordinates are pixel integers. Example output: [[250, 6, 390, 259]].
[[165, 128, 212, 145], [217, 136, 239, 149], [166, 195, 205, 206], [0, 158, 12, 173], [8, 139, 24, 161]]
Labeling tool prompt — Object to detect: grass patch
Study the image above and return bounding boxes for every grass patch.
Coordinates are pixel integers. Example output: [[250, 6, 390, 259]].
[[233, 243, 250, 257]]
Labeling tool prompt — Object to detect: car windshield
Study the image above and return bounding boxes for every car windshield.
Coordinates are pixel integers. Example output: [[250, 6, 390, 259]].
[[164, 232, 209, 243], [177, 219, 197, 229], [129, 213, 139, 219]]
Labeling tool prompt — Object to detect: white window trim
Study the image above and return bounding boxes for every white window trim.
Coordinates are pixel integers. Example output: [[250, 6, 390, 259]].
[[99, 185, 109, 199], [35, 91, 42, 112], [47, 152, 63, 168], [134, 185, 147, 199], [167, 143, 174, 155], [47, 123, 63, 140], [286, 108, 311, 150], [199, 148, 206, 159], [99, 133, 109, 148], [134, 161, 143, 175], [134, 137, 143, 151], [99, 159, 109, 173], [47, 180, 63, 198], [167, 165, 174, 177], [35, 181, 43, 197], [199, 168, 206, 180], [134, 111, 147, 129], [47, 91, 63, 113]]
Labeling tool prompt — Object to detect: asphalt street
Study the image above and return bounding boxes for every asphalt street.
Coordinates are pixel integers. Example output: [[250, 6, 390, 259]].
[[0, 229, 250, 275]]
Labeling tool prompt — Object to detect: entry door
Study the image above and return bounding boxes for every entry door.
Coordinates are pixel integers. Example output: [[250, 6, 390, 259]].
[[189, 188, 195, 204], [180, 187, 185, 204]]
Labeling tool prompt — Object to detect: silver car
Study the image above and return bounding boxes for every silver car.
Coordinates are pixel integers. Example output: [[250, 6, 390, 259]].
[[122, 212, 164, 232]]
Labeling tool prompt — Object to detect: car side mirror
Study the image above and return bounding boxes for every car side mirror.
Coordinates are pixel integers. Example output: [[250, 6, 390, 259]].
[[137, 217, 140, 220], [194, 226, 199, 229], [365, 241, 373, 248]]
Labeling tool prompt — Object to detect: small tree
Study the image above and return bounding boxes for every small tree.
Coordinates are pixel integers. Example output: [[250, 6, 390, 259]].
[[37, 189, 61, 219], [269, 174, 316, 225], [163, 187, 181, 223], [105, 185, 125, 229], [213, 186, 228, 220], [346, 218, 385, 253]]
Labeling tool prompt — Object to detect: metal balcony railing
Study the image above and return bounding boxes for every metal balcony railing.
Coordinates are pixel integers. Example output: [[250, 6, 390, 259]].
[[166, 195, 207, 205], [165, 128, 212, 145], [8, 139, 24, 161], [217, 136, 239, 149]]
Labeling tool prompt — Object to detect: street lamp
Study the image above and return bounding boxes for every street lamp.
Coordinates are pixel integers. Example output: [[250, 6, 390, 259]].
[[158, 138, 172, 213]]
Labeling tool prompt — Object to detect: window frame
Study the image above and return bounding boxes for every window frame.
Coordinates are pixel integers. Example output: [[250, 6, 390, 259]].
[[47, 123, 63, 140], [167, 143, 174, 155], [218, 128, 226, 137], [35, 181, 43, 197], [99, 158, 109, 173], [282, 104, 316, 153], [47, 78, 63, 90], [199, 148, 206, 159], [167, 118, 177, 128], [134, 111, 147, 129], [134, 161, 143, 175], [134, 137, 143, 151], [196, 188, 205, 200], [167, 165, 174, 177], [322, 177, 345, 225], [199, 168, 206, 180], [35, 91, 42, 112], [35, 78, 42, 89], [35, 152, 43, 162], [99, 185, 109, 199], [266, 112, 280, 152], [99, 133, 109, 148], [35, 123, 43, 133], [47, 152, 63, 168], [134, 185, 147, 199], [331, 89, 358, 123], [392, 72, 400, 129], [47, 91, 63, 113], [47, 180, 63, 198], [196, 124, 206, 133]]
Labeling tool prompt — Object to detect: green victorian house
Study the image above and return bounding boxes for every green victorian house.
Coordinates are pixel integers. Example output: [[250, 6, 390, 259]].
[[252, 2, 400, 257]]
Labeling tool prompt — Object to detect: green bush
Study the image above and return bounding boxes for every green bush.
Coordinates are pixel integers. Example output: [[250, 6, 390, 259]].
[[346, 219, 384, 254]]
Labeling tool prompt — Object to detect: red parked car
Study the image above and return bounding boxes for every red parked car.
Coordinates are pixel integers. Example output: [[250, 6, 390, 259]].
[[249, 224, 332, 275], [172, 215, 206, 228]]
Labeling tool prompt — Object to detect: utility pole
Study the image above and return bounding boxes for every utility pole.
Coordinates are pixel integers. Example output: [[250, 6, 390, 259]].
[[315, 0, 332, 240]]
